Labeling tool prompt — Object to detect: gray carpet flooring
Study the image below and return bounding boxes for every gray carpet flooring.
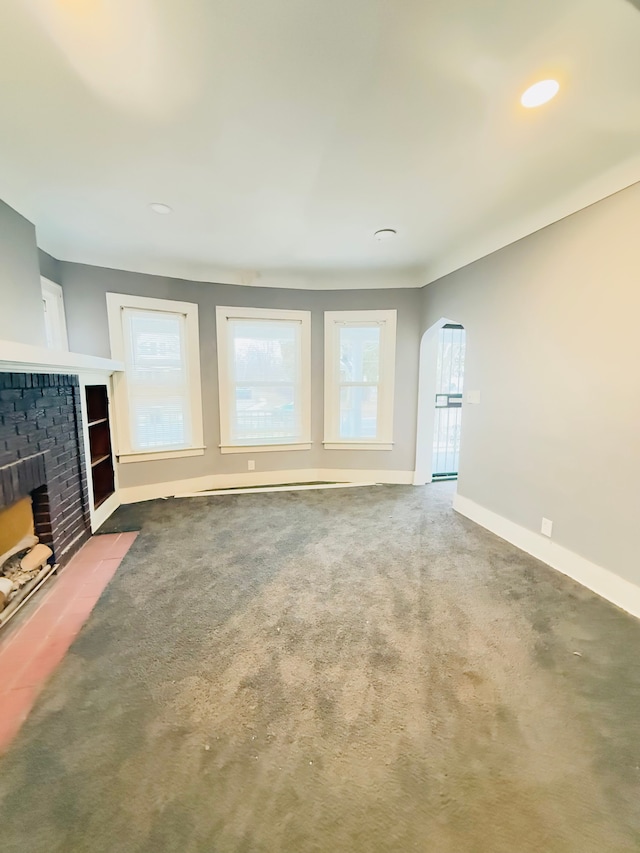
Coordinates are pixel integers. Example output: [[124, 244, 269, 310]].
[[1, 483, 639, 852]]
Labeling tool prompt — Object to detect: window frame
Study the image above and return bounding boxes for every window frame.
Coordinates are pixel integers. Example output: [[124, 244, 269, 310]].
[[324, 309, 397, 451], [106, 293, 204, 464], [216, 305, 312, 454], [41, 277, 69, 352]]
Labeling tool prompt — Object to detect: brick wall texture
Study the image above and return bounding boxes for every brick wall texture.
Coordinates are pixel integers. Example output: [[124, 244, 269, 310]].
[[0, 372, 91, 563]]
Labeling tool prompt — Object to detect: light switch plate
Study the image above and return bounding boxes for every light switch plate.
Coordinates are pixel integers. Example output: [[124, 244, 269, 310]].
[[466, 390, 481, 405]]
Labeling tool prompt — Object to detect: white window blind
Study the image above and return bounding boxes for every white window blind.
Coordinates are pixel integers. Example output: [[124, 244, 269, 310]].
[[338, 324, 381, 440], [324, 310, 397, 450], [216, 307, 311, 452], [107, 293, 204, 463], [123, 308, 191, 451]]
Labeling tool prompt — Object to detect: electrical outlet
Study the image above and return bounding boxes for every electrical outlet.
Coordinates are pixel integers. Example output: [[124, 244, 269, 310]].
[[541, 518, 553, 537], [248, 460, 255, 471], [466, 390, 481, 405]]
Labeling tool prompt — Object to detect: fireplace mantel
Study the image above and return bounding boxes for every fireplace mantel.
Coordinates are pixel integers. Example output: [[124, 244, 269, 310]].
[[0, 340, 123, 376]]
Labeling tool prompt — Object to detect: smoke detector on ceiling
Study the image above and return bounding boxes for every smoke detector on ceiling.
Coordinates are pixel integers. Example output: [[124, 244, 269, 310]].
[[149, 203, 173, 215], [374, 229, 397, 242]]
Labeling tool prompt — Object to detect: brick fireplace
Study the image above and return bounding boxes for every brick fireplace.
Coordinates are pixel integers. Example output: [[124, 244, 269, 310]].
[[0, 372, 91, 565]]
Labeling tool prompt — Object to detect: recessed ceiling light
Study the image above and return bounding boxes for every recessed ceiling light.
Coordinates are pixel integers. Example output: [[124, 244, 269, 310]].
[[149, 202, 172, 215], [520, 79, 560, 109], [374, 229, 397, 242]]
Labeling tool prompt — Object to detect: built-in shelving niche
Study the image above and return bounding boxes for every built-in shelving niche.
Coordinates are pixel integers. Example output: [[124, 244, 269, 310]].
[[85, 385, 115, 509]]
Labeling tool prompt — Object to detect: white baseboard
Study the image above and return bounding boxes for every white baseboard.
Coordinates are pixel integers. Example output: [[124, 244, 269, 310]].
[[175, 482, 379, 498], [321, 468, 413, 486], [453, 493, 640, 620], [118, 468, 413, 505]]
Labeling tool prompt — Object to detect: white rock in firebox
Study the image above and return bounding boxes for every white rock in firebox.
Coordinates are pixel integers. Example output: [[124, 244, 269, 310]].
[[20, 544, 53, 573]]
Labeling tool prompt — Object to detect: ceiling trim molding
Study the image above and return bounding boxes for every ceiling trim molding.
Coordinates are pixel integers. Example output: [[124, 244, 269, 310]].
[[48, 252, 425, 291], [421, 155, 640, 286], [38, 156, 640, 293]]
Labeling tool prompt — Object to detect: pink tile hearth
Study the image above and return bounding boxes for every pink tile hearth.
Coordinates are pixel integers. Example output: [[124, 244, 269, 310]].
[[0, 532, 138, 752]]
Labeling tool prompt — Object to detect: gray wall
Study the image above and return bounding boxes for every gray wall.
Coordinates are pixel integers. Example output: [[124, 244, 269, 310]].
[[421, 182, 640, 586], [59, 262, 422, 489], [0, 199, 46, 346], [38, 249, 62, 285]]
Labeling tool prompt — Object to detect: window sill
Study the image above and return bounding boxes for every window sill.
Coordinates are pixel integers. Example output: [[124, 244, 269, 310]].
[[117, 447, 206, 464], [220, 442, 312, 454], [323, 441, 394, 451]]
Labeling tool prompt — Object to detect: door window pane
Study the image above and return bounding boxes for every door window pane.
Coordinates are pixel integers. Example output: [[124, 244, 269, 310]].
[[432, 325, 466, 476]]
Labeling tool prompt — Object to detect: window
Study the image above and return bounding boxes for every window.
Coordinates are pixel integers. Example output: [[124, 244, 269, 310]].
[[216, 306, 311, 453], [41, 278, 69, 351], [324, 309, 397, 450], [106, 293, 204, 463]]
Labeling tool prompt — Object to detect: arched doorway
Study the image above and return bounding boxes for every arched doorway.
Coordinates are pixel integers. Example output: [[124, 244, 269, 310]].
[[414, 318, 466, 485], [432, 323, 466, 479]]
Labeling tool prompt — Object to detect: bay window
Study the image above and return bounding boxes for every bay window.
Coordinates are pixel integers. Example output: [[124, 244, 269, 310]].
[[324, 309, 397, 450], [107, 293, 204, 462], [216, 306, 311, 453]]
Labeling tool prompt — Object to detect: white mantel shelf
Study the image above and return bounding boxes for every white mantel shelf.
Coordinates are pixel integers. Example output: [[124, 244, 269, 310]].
[[0, 340, 123, 375]]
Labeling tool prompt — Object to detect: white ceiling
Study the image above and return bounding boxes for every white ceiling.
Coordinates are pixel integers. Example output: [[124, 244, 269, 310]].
[[0, 0, 639, 289]]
